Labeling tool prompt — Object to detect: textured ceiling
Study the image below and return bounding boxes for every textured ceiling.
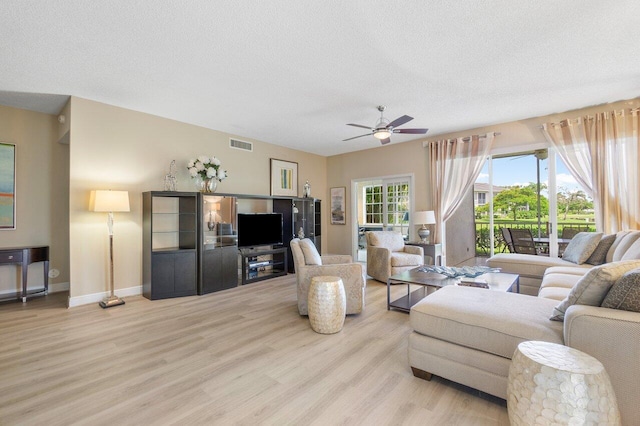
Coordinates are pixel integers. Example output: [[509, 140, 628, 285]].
[[1, 1, 639, 156]]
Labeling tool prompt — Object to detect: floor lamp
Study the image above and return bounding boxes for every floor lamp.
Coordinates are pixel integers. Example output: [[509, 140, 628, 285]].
[[91, 190, 130, 308]]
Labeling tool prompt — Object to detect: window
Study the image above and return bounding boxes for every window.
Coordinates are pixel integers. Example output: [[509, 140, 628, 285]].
[[477, 192, 486, 205], [364, 185, 383, 224], [363, 182, 409, 226]]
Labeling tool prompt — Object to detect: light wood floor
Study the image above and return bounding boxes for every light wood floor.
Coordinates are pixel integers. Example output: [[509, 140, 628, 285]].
[[0, 275, 508, 425]]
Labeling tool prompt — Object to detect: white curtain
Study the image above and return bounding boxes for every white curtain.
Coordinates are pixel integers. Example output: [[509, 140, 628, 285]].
[[428, 133, 495, 251], [542, 109, 640, 233]]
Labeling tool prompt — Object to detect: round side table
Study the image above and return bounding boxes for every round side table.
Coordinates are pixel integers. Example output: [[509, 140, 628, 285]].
[[308, 276, 346, 334], [507, 340, 620, 425]]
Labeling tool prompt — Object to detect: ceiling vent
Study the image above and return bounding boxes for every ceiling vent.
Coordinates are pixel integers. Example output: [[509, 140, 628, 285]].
[[230, 138, 253, 152]]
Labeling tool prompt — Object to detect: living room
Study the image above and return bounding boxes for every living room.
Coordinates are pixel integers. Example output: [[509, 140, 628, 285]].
[[1, 2, 640, 424]]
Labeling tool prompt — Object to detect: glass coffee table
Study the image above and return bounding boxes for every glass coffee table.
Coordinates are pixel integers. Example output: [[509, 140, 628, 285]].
[[387, 268, 520, 313]]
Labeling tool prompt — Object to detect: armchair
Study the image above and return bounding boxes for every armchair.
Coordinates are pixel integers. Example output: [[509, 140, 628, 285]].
[[365, 231, 424, 283], [290, 238, 366, 315]]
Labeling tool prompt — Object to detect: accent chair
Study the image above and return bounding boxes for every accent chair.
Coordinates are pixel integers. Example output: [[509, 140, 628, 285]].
[[290, 238, 366, 315], [365, 231, 424, 283]]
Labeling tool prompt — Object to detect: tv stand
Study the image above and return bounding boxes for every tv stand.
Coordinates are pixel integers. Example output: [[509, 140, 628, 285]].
[[239, 246, 287, 285]]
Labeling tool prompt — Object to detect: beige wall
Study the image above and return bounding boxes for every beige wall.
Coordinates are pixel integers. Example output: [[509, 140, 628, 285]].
[[327, 97, 640, 261], [0, 105, 69, 294], [68, 97, 326, 305], [4, 94, 638, 302]]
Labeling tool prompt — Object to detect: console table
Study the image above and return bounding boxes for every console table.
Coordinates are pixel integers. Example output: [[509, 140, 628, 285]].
[[0, 246, 49, 303]]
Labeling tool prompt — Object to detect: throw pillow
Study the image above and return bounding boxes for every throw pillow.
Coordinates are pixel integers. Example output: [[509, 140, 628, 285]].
[[601, 268, 640, 312], [562, 232, 603, 264], [550, 259, 640, 321], [621, 237, 640, 261], [299, 238, 322, 265], [585, 234, 616, 266]]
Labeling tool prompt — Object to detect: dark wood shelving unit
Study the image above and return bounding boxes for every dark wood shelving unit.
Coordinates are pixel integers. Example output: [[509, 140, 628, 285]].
[[143, 191, 198, 300]]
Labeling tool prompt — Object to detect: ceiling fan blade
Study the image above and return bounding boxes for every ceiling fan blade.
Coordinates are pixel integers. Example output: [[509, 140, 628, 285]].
[[393, 128, 429, 134], [347, 123, 373, 130], [387, 115, 413, 129], [343, 133, 372, 142], [380, 138, 391, 145]]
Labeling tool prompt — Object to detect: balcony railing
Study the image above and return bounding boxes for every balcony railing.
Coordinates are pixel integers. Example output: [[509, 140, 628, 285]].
[[474, 221, 595, 255]]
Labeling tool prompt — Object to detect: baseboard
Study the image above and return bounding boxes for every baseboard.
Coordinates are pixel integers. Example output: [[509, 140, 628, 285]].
[[0, 281, 69, 297], [68, 285, 143, 308]]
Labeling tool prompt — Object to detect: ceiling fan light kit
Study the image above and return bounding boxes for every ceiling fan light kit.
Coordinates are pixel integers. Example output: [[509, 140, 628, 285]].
[[344, 105, 428, 145]]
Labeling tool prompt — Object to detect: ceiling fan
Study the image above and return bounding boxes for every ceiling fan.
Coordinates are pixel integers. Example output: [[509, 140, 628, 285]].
[[343, 105, 429, 145]]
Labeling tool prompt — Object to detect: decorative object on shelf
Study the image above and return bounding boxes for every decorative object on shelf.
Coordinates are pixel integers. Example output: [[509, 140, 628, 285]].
[[270, 158, 298, 196], [187, 155, 228, 192], [330, 187, 346, 225], [0, 142, 16, 230], [303, 180, 311, 197], [508, 340, 620, 426], [90, 189, 130, 308], [414, 210, 436, 243], [163, 160, 177, 191], [298, 226, 305, 239], [417, 265, 500, 278], [207, 202, 220, 231]]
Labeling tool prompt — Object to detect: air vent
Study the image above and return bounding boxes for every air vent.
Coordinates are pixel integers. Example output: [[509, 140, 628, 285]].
[[230, 138, 253, 152]]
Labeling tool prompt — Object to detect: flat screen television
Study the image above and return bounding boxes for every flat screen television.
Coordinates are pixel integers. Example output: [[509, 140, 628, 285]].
[[237, 213, 283, 248]]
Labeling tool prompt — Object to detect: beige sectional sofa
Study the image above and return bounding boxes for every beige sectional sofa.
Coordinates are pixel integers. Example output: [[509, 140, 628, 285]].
[[408, 231, 640, 425]]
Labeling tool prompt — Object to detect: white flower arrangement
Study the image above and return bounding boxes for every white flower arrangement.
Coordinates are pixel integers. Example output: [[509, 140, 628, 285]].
[[187, 156, 228, 182]]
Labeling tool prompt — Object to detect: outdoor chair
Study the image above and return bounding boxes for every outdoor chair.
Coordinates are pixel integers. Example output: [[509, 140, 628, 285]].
[[501, 227, 515, 253], [507, 228, 539, 255]]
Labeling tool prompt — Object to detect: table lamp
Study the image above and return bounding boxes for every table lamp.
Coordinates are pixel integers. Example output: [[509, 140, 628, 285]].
[[90, 189, 130, 308], [414, 210, 436, 244]]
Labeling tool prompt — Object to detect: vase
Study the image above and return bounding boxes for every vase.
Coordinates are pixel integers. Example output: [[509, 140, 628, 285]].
[[198, 178, 218, 193]]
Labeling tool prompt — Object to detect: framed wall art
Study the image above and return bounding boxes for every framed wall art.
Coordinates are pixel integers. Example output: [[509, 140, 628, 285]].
[[270, 159, 298, 197], [0, 142, 16, 230], [330, 186, 346, 225]]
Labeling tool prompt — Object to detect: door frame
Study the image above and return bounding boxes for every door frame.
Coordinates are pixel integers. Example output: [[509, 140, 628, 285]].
[[484, 142, 559, 257], [350, 173, 415, 261]]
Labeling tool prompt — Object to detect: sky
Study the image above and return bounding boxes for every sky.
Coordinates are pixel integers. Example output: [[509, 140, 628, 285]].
[[475, 153, 585, 195]]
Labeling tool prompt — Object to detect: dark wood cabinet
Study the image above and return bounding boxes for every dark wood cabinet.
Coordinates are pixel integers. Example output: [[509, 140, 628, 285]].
[[273, 197, 321, 272], [200, 245, 238, 294], [149, 250, 197, 299], [143, 191, 198, 300]]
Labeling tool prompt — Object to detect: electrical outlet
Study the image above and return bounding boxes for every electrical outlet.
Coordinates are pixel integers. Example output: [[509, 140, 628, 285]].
[[48, 268, 60, 278]]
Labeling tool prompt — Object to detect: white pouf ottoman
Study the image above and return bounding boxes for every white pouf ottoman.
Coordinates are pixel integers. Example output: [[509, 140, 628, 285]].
[[308, 276, 346, 334], [508, 340, 620, 425]]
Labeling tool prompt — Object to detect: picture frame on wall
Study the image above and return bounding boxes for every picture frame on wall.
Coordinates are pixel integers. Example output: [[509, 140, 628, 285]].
[[330, 186, 346, 225], [270, 159, 298, 197], [0, 142, 16, 230]]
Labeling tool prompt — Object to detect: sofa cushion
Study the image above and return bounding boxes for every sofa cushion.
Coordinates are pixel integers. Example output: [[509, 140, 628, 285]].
[[550, 260, 640, 321], [390, 252, 423, 267], [561, 232, 603, 264], [544, 266, 591, 277], [586, 234, 616, 265], [299, 238, 322, 265], [541, 272, 582, 290], [621, 238, 640, 261], [411, 286, 563, 359], [538, 273, 581, 301], [538, 286, 572, 301], [601, 268, 640, 312], [487, 253, 587, 279], [609, 231, 640, 262]]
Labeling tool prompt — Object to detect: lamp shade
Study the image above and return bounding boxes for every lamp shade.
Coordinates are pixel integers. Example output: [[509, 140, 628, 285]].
[[90, 190, 130, 212], [414, 210, 436, 225]]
